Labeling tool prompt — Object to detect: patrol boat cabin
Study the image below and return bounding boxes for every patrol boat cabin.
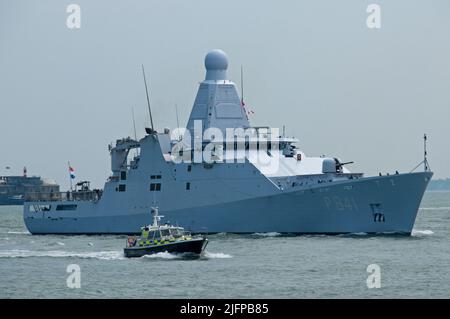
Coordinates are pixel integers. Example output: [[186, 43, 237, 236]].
[[124, 207, 208, 257]]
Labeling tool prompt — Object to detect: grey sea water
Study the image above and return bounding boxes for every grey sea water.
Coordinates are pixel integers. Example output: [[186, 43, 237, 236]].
[[0, 192, 449, 298]]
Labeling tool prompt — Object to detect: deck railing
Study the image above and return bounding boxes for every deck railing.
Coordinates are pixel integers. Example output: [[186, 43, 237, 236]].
[[25, 190, 102, 202]]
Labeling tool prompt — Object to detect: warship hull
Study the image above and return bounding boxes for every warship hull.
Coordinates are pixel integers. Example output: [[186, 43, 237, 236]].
[[24, 171, 431, 235]]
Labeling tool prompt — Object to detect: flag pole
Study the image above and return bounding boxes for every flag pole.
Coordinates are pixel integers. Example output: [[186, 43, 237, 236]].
[[424, 134, 429, 172], [241, 65, 249, 120], [68, 161, 73, 192]]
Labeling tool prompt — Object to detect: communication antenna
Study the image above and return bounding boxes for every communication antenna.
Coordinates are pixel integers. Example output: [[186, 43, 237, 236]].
[[240, 65, 244, 106], [132, 107, 138, 141], [409, 134, 431, 173], [175, 104, 181, 141], [131, 107, 139, 156], [423, 134, 429, 172], [240, 65, 250, 121], [141, 64, 154, 132]]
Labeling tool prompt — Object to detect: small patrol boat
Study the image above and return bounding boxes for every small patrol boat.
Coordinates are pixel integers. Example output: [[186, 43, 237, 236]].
[[124, 207, 208, 258]]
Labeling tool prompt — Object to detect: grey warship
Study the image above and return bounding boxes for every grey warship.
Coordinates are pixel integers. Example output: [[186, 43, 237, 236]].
[[24, 50, 432, 235]]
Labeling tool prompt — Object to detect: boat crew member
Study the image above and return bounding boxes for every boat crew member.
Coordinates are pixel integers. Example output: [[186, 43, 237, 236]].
[[142, 226, 149, 239]]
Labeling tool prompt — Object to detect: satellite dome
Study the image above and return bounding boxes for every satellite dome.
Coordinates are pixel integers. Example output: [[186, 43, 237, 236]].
[[205, 49, 229, 70]]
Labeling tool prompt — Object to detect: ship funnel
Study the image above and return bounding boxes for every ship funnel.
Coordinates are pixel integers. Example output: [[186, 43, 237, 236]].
[[205, 49, 228, 81]]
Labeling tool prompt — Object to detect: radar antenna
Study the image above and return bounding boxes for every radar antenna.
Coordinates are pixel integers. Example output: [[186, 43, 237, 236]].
[[151, 207, 163, 227], [141, 64, 154, 133], [175, 104, 181, 141]]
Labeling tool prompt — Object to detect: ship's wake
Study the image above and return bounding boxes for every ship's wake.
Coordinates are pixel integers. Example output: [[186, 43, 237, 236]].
[[0, 249, 232, 260], [141, 251, 233, 260], [411, 229, 434, 237], [6, 231, 30, 235], [203, 251, 232, 259], [336, 229, 434, 238], [141, 251, 183, 260], [0, 249, 125, 260], [251, 232, 282, 237], [420, 207, 450, 210]]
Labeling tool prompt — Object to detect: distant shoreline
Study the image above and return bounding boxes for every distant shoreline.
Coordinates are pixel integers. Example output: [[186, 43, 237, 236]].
[[427, 179, 450, 191]]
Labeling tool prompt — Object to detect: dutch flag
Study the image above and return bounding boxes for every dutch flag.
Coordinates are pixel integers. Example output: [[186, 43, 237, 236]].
[[69, 166, 76, 179]]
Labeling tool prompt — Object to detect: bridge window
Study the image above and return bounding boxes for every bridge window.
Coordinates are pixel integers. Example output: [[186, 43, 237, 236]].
[[56, 204, 77, 211], [31, 205, 51, 212], [187, 165, 192, 172], [120, 171, 126, 180], [118, 184, 126, 192], [148, 231, 160, 239], [186, 182, 190, 190], [150, 183, 161, 191], [160, 229, 170, 237], [150, 175, 162, 179]]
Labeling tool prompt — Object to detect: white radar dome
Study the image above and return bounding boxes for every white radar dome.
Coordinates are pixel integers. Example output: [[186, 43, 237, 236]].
[[204, 49, 229, 70]]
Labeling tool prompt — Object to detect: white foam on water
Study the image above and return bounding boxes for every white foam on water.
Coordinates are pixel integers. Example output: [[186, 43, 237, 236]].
[[203, 251, 232, 259], [7, 231, 30, 235], [412, 229, 434, 237], [88, 243, 94, 246], [252, 232, 281, 237], [420, 207, 450, 210], [56, 242, 65, 246], [0, 249, 125, 260], [351, 232, 369, 236], [141, 251, 181, 259], [138, 251, 232, 260]]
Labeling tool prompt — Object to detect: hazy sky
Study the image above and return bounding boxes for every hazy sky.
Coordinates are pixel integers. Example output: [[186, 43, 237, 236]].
[[1, 0, 449, 189]]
